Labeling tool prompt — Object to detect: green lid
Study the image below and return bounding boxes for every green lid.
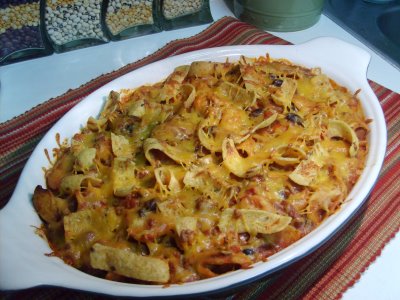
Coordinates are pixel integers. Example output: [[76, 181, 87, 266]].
[[234, 0, 325, 32]]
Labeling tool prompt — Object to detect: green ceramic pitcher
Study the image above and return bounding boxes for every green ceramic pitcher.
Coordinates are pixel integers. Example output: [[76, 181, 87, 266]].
[[234, 0, 326, 32]]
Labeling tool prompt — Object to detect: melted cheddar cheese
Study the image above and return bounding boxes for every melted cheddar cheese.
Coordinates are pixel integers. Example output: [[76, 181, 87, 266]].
[[33, 55, 369, 284]]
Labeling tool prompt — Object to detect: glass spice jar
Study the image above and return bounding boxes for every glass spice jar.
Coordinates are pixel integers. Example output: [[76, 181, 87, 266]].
[[44, 0, 109, 53], [0, 0, 53, 65], [104, 0, 161, 40], [160, 0, 213, 31]]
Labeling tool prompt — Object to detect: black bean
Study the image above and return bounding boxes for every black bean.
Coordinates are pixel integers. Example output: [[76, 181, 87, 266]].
[[286, 113, 304, 127], [249, 108, 264, 117], [138, 208, 146, 217], [272, 79, 284, 87], [140, 243, 150, 255], [242, 248, 255, 255], [124, 123, 134, 134], [144, 199, 157, 212]]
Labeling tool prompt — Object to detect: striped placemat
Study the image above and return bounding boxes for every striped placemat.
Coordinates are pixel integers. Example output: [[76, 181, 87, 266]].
[[0, 16, 399, 300]]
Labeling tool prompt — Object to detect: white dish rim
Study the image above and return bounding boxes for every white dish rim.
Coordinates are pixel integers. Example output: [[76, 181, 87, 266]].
[[0, 37, 387, 297]]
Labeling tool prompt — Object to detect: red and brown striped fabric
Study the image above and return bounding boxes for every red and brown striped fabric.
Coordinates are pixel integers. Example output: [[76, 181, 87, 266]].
[[0, 16, 399, 300]]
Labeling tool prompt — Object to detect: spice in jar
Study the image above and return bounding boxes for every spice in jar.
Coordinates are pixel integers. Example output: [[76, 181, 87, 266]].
[[44, 0, 108, 50], [0, 0, 51, 64], [105, 0, 154, 35]]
